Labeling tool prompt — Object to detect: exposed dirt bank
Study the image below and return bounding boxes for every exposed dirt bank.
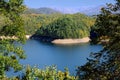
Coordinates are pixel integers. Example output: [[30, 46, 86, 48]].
[[52, 37, 90, 44]]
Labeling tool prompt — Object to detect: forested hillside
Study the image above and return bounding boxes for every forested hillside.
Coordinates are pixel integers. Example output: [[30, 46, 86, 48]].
[[0, 7, 95, 36], [0, 13, 95, 36], [34, 13, 95, 39], [22, 14, 63, 34]]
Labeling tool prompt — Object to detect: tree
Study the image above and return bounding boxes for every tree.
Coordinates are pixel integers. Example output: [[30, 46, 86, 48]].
[[0, 0, 26, 79], [21, 65, 77, 80], [76, 0, 120, 79], [35, 14, 94, 40]]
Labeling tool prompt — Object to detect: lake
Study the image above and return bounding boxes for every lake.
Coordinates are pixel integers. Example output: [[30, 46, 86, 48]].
[[19, 39, 102, 75]]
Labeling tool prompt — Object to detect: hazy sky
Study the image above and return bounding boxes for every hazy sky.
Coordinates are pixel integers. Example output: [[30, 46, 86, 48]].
[[24, 0, 115, 8]]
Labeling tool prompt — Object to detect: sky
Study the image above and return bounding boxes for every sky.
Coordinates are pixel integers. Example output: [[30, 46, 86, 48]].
[[24, 0, 115, 9]]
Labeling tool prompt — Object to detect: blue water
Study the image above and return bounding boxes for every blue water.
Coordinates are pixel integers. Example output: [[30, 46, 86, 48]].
[[19, 39, 102, 75]]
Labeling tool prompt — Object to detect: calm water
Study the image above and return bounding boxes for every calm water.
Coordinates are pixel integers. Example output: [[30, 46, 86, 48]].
[[19, 39, 102, 75]]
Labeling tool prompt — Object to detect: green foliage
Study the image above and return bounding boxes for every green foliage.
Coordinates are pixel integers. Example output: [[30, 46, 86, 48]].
[[0, 0, 26, 79], [22, 14, 62, 35], [0, 10, 94, 36], [90, 0, 120, 43], [22, 65, 77, 80], [0, 0, 26, 43], [77, 0, 120, 79], [35, 14, 95, 39]]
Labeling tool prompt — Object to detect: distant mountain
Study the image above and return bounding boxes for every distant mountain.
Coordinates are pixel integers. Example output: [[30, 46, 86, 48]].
[[24, 5, 104, 15], [53, 5, 105, 15], [24, 7, 61, 14], [80, 5, 105, 15], [53, 8, 79, 14]]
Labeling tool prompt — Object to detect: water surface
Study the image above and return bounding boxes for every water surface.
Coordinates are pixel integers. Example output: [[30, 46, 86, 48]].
[[20, 39, 102, 74]]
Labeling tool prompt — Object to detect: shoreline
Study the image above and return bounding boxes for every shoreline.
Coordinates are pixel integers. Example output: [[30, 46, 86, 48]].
[[0, 35, 31, 39], [26, 35, 32, 39], [52, 37, 90, 44]]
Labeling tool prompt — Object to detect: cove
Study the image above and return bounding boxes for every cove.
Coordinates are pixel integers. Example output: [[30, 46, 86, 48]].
[[20, 39, 102, 75]]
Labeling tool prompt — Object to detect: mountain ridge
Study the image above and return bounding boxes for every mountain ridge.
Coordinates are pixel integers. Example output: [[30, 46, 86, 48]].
[[24, 7, 61, 14], [24, 5, 105, 15]]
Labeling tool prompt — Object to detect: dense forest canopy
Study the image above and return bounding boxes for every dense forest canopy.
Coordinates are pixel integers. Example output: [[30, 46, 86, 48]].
[[22, 13, 63, 34], [0, 12, 95, 36], [0, 13, 63, 35], [35, 13, 95, 39]]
